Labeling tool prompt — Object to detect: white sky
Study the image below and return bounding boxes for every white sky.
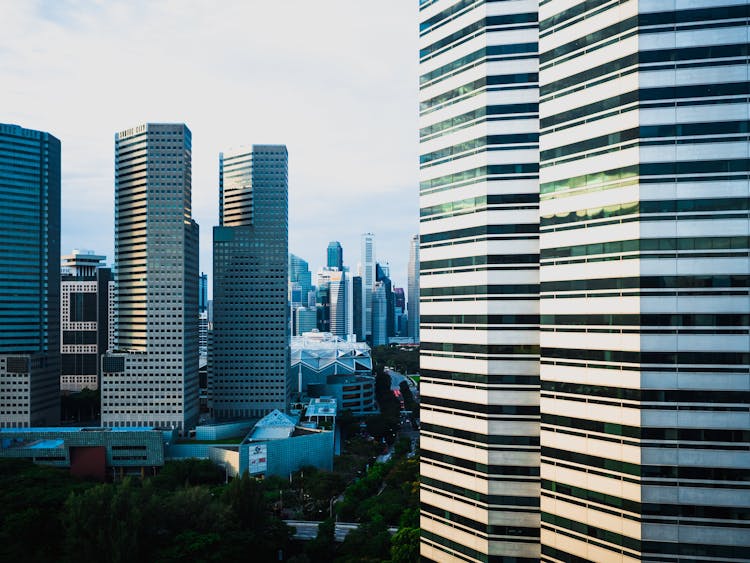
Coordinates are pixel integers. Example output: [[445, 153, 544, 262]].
[[2, 0, 420, 290]]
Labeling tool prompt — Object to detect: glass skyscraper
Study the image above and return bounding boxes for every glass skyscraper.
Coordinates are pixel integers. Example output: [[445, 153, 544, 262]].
[[211, 145, 291, 418], [102, 123, 200, 433], [327, 240, 344, 270], [0, 123, 61, 427]]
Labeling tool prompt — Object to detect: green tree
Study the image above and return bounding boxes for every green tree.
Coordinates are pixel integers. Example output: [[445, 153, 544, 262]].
[[390, 527, 419, 563], [306, 517, 336, 562]]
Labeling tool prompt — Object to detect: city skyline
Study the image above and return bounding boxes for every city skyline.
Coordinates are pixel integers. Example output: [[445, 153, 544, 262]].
[[2, 1, 420, 291]]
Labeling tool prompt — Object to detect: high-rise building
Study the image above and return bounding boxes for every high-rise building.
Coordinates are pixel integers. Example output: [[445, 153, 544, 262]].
[[352, 275, 364, 342], [418, 2, 541, 561], [289, 253, 313, 296], [538, 2, 750, 561], [317, 267, 347, 339], [419, 2, 750, 563], [360, 233, 376, 341], [102, 123, 200, 433], [376, 262, 395, 339], [211, 145, 291, 418], [326, 241, 343, 271], [407, 234, 420, 342], [371, 282, 388, 347], [0, 124, 61, 428], [60, 250, 111, 393]]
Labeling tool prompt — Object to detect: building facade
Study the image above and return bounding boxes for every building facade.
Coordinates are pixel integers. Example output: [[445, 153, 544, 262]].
[[102, 123, 200, 433], [211, 145, 291, 418], [60, 250, 111, 392], [407, 233, 420, 342], [0, 124, 62, 428], [418, 2, 541, 561], [538, 2, 750, 561]]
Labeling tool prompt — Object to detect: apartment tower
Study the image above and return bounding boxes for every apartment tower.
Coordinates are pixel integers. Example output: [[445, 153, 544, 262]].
[[418, 1, 541, 561], [211, 145, 291, 418], [0, 124, 61, 427], [102, 123, 200, 433]]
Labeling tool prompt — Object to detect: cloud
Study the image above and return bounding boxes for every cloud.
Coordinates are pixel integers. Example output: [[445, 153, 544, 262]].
[[2, 0, 419, 289]]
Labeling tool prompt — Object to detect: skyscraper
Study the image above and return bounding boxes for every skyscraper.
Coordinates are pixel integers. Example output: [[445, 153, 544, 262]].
[[211, 145, 290, 418], [371, 282, 388, 347], [360, 233, 376, 342], [317, 267, 347, 339], [419, 2, 750, 562], [60, 250, 111, 393], [289, 253, 314, 304], [327, 240, 343, 271], [352, 275, 364, 342], [102, 123, 200, 433], [538, 2, 750, 560], [407, 234, 420, 342], [0, 123, 61, 428], [418, 2, 541, 561]]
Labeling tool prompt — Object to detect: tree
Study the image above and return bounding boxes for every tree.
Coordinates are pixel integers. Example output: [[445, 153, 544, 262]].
[[390, 527, 419, 563], [306, 517, 336, 562]]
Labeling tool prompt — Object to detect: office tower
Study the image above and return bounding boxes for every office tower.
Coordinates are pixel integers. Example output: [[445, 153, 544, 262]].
[[60, 250, 111, 392], [393, 287, 406, 336], [211, 145, 290, 418], [538, 2, 750, 561], [199, 272, 208, 314], [418, 2, 541, 561], [407, 234, 420, 342], [376, 262, 395, 338], [352, 275, 364, 342], [327, 241, 343, 271], [102, 123, 200, 433], [289, 253, 313, 296], [294, 307, 318, 336], [316, 284, 330, 333], [371, 282, 388, 347], [0, 124, 61, 428], [360, 233, 376, 341], [318, 267, 347, 339]]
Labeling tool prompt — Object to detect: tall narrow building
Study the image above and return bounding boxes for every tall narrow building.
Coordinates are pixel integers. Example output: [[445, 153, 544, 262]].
[[102, 123, 199, 433], [538, 2, 750, 561], [360, 233, 376, 342], [0, 124, 61, 428], [407, 233, 420, 342], [418, 2, 541, 561], [60, 250, 111, 392], [211, 145, 291, 418]]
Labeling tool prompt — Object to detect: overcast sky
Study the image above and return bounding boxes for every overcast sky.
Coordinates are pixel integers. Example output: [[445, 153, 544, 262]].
[[2, 0, 419, 290]]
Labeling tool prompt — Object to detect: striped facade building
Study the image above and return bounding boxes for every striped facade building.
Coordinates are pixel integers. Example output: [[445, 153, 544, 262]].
[[418, 1, 541, 561], [419, 1, 750, 562], [538, 1, 750, 561]]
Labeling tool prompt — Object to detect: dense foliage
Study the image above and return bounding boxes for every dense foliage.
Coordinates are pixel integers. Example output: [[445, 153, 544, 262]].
[[0, 459, 291, 562]]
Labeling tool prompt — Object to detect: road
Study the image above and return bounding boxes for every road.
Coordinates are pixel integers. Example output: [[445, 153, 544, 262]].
[[284, 520, 398, 542]]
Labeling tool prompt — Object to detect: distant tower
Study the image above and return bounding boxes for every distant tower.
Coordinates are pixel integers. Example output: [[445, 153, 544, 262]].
[[102, 123, 200, 433], [371, 282, 388, 347], [0, 123, 61, 428], [326, 241, 343, 271], [211, 145, 290, 418], [60, 250, 111, 392], [360, 233, 375, 341], [407, 234, 419, 342]]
